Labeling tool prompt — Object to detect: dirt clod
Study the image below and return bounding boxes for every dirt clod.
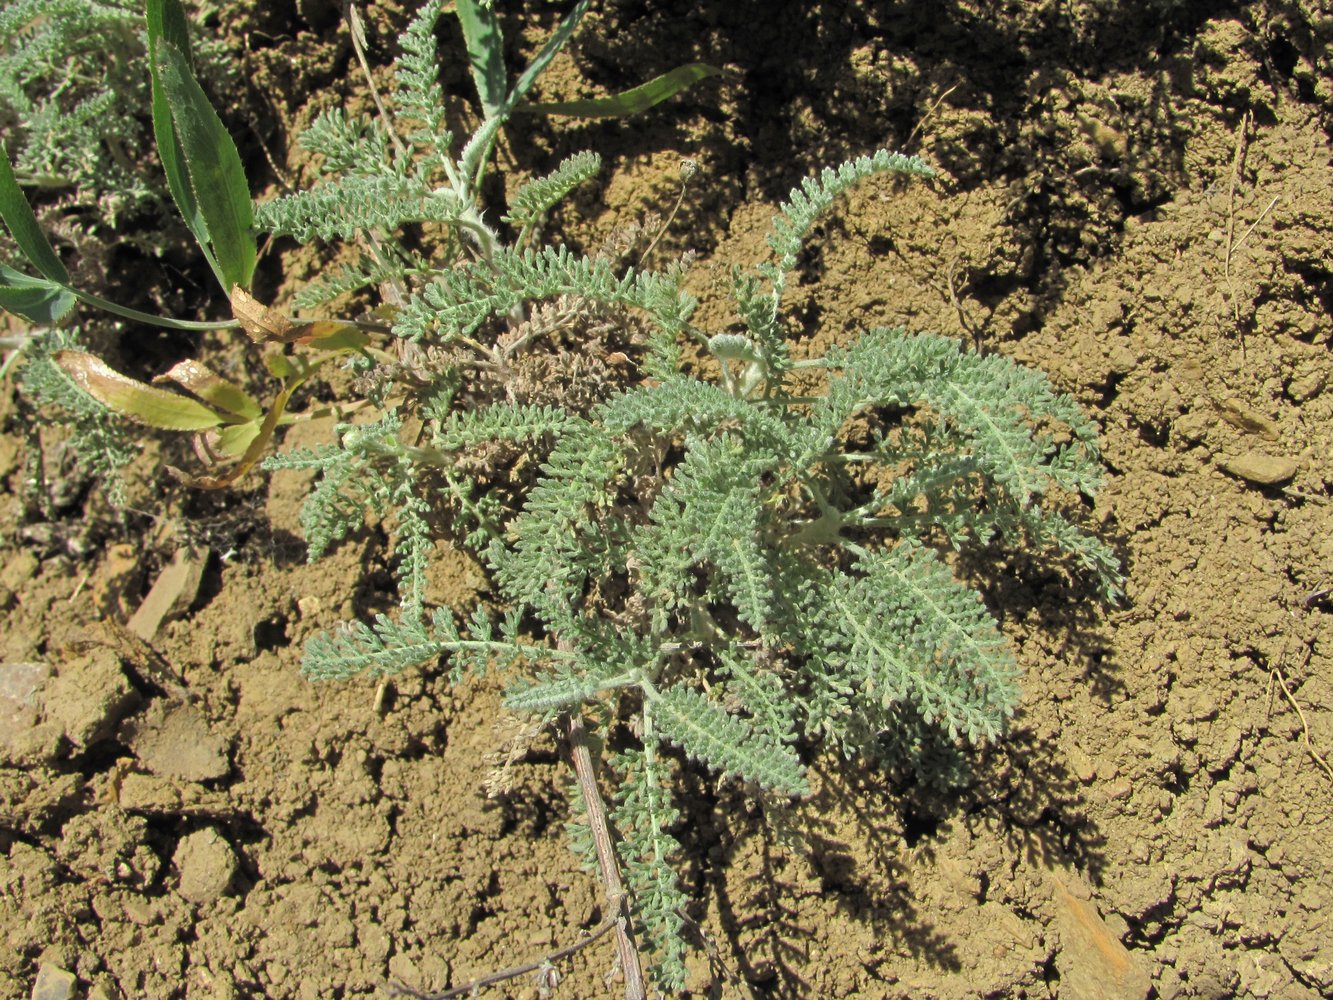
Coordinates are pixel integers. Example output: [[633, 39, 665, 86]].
[[41, 649, 136, 752], [1051, 874, 1153, 1000], [121, 701, 230, 782], [174, 827, 239, 904]]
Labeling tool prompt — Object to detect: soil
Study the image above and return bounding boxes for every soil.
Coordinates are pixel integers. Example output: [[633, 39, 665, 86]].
[[3, 0, 1332, 998]]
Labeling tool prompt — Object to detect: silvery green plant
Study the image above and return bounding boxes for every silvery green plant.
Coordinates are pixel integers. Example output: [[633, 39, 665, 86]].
[[252, 4, 1121, 992]]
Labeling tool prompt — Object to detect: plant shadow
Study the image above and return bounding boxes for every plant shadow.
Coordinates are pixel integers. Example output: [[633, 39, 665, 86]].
[[669, 698, 1106, 995]]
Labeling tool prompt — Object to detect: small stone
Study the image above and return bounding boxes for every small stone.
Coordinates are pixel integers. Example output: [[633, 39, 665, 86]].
[[30, 963, 76, 1000], [0, 663, 50, 748], [1218, 451, 1298, 486], [114, 771, 184, 812], [127, 547, 208, 642], [174, 827, 238, 903]]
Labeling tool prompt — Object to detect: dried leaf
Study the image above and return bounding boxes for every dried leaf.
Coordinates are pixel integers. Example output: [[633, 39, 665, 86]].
[[156, 359, 262, 421], [231, 286, 295, 343], [54, 350, 226, 431]]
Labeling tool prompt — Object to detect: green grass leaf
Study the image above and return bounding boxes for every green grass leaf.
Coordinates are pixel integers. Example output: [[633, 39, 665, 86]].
[[153, 40, 256, 293], [520, 63, 724, 118], [0, 264, 75, 324], [54, 350, 227, 431], [0, 146, 70, 285], [157, 359, 263, 421], [454, 0, 507, 120], [146, 0, 214, 282]]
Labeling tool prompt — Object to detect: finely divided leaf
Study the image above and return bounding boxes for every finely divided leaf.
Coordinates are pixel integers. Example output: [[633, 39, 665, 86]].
[[769, 150, 932, 272], [635, 435, 775, 630], [503, 151, 601, 229], [612, 748, 689, 991], [813, 541, 1019, 743], [651, 685, 806, 795]]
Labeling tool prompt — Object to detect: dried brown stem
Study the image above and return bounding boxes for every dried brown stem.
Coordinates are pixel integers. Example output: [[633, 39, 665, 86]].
[[385, 915, 617, 1000], [565, 710, 648, 1000], [343, 2, 409, 161], [1266, 648, 1333, 785]]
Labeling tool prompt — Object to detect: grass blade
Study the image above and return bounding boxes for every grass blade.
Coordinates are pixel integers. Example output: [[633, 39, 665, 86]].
[[455, 0, 507, 120], [154, 41, 256, 293], [157, 359, 263, 421], [145, 0, 193, 65], [54, 350, 227, 431], [0, 147, 70, 285], [145, 0, 217, 284], [0, 264, 76, 324], [520, 63, 723, 118], [503, 0, 591, 116]]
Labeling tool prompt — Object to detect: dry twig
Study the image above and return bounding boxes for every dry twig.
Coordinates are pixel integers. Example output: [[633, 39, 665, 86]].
[[1264, 644, 1333, 785], [385, 916, 618, 1000], [905, 83, 959, 151], [565, 711, 648, 999]]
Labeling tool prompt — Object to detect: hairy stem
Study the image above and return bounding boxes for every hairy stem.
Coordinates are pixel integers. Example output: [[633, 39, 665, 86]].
[[565, 710, 647, 1000]]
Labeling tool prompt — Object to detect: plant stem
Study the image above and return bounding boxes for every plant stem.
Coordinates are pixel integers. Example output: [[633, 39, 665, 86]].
[[71, 287, 239, 331], [384, 916, 617, 999], [565, 710, 647, 1000]]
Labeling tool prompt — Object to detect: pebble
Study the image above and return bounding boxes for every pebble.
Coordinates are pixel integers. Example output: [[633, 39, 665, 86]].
[[0, 663, 50, 750], [30, 964, 76, 1000], [1105, 778, 1133, 801], [1218, 451, 1298, 486]]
